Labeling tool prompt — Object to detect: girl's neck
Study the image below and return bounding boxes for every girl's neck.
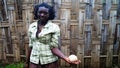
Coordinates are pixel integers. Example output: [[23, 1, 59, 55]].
[[38, 20, 48, 25]]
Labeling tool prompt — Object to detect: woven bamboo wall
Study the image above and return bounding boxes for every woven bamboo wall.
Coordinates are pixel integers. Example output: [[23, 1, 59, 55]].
[[0, 0, 120, 68]]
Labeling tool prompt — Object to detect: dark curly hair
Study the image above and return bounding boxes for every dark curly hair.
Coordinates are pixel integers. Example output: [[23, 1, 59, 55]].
[[33, 2, 55, 20]]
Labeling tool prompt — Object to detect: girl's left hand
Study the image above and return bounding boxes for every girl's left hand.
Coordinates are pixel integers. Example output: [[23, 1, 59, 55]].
[[64, 57, 81, 64], [70, 60, 81, 64]]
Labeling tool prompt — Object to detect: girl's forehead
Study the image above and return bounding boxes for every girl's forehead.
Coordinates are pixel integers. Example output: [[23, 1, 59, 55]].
[[38, 6, 49, 12]]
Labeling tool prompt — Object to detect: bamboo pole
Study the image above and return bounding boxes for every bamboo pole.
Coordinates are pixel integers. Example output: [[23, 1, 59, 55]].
[[2, 28, 7, 63], [3, 0, 8, 19]]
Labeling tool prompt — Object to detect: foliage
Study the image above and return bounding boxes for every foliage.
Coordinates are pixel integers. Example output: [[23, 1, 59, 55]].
[[0, 62, 24, 68], [5, 63, 24, 68]]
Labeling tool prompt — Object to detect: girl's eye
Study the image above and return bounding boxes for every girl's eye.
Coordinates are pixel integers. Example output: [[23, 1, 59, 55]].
[[39, 11, 48, 15]]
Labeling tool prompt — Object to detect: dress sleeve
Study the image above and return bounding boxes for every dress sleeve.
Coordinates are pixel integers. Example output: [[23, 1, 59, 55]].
[[50, 25, 60, 49]]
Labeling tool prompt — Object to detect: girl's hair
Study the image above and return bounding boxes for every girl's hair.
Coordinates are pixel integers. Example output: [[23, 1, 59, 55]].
[[33, 2, 55, 20]]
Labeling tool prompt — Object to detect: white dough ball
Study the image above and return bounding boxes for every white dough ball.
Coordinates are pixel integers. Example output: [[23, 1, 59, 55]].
[[68, 54, 78, 62]]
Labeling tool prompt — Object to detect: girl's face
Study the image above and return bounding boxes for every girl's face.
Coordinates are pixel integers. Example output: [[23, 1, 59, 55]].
[[37, 6, 49, 22]]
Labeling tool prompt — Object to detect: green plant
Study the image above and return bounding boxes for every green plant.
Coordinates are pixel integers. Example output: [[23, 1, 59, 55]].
[[5, 62, 24, 68]]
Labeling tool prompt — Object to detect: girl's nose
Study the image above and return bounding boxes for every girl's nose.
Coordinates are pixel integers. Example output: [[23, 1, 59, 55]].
[[40, 13, 44, 16]]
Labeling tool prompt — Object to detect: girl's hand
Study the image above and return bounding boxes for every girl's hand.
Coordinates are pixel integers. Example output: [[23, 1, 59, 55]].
[[70, 60, 81, 64], [64, 57, 81, 64]]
